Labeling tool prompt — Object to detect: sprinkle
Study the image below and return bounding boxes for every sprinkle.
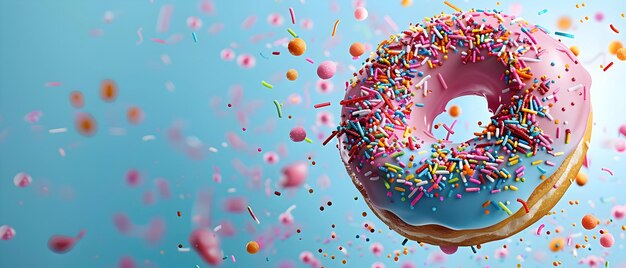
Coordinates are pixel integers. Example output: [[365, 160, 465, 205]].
[[136, 27, 144, 45], [213, 225, 222, 232], [305, 137, 313, 143], [272, 51, 280, 55], [555, 32, 574, 38], [45, 82, 62, 87], [402, 238, 408, 246], [274, 191, 281, 196], [538, 9, 548, 15], [331, 20, 340, 37], [306, 58, 315, 64], [517, 198, 530, 213], [289, 7, 296, 25], [601, 167, 614, 176], [471, 246, 477, 253], [261, 81, 273, 89], [49, 128, 68, 134], [142, 135, 156, 141], [192, 32, 198, 43], [443, 1, 462, 12], [273, 100, 283, 118], [610, 24, 620, 34], [287, 28, 298, 38], [178, 247, 190, 252], [437, 73, 448, 90], [231, 255, 236, 263], [603, 62, 614, 72], [247, 206, 260, 224], [314, 102, 331, 108], [177, 211, 181, 217], [498, 201, 513, 215], [536, 223, 545, 235]]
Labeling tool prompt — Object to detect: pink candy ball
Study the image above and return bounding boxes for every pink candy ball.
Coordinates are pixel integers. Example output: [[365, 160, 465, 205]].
[[371, 262, 386, 268], [263, 152, 279, 164], [619, 124, 626, 136], [186, 16, 203, 29], [600, 233, 614, 248], [125, 169, 141, 186], [236, 54, 256, 69], [315, 79, 334, 94], [370, 242, 384, 256], [289, 126, 307, 142], [354, 7, 368, 21], [267, 13, 284, 26], [0, 225, 16, 240], [220, 48, 236, 61], [317, 61, 337, 80], [612, 205, 626, 220], [439, 245, 458, 255], [13, 172, 32, 187]]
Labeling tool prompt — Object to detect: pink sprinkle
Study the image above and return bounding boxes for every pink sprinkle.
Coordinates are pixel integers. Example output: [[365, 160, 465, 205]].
[[437, 73, 448, 90], [456, 194, 462, 199], [465, 187, 480, 192], [536, 223, 545, 235], [306, 58, 314, 64], [601, 167, 614, 176], [231, 255, 236, 263], [383, 16, 398, 32], [151, 38, 167, 44], [136, 27, 143, 45], [156, 5, 173, 33], [45, 82, 62, 87], [289, 8, 296, 24]]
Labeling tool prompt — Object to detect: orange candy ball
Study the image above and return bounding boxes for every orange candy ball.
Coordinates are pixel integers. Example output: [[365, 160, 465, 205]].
[[609, 40, 623, 55], [100, 79, 118, 102], [556, 16, 572, 31], [75, 112, 97, 136], [448, 105, 462, 117], [127, 106, 144, 124], [575, 172, 588, 186], [549, 237, 566, 252], [349, 42, 365, 57], [617, 48, 626, 61], [569, 46, 580, 57], [286, 69, 299, 81], [69, 91, 84, 108], [246, 241, 259, 254], [288, 38, 306, 56], [582, 214, 599, 230]]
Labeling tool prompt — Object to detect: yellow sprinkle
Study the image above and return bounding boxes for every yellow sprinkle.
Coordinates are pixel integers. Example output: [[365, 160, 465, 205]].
[[531, 160, 543, 165], [521, 108, 538, 114], [394, 187, 406, 192], [444, 1, 462, 12], [510, 185, 518, 191]]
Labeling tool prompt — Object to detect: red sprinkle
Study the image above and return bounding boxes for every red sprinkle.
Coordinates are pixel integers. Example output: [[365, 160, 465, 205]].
[[314, 102, 331, 108], [517, 198, 530, 213], [603, 62, 614, 72], [272, 51, 280, 55], [177, 211, 181, 217], [610, 24, 620, 34]]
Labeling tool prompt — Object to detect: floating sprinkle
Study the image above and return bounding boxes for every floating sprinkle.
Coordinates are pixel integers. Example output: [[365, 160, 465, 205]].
[[610, 24, 620, 34], [287, 28, 298, 38], [538, 9, 548, 15], [273, 100, 283, 118], [304, 137, 312, 143], [261, 81, 273, 89], [192, 32, 198, 43], [49, 128, 68, 134], [536, 223, 545, 235], [259, 52, 268, 59], [498, 201, 513, 215], [136, 27, 143, 45], [314, 102, 331, 108], [555, 31, 575, 38], [331, 20, 340, 37], [603, 61, 614, 72], [305, 57, 314, 64], [401, 238, 408, 246], [601, 167, 614, 176], [247, 206, 260, 224], [443, 1, 462, 12], [289, 8, 296, 24]]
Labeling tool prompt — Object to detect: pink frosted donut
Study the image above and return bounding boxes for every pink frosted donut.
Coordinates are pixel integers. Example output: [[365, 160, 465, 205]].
[[330, 10, 592, 246]]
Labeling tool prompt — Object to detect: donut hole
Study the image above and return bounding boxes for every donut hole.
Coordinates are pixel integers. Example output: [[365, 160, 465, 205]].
[[431, 95, 492, 143]]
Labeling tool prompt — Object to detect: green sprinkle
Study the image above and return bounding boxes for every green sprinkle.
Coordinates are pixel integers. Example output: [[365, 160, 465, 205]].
[[304, 137, 312, 143], [273, 100, 282, 118], [261, 81, 273, 89], [498, 201, 513, 215], [287, 28, 298, 38], [448, 177, 459, 184]]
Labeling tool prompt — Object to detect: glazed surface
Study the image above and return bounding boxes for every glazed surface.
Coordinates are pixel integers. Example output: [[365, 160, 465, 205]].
[[336, 10, 592, 230]]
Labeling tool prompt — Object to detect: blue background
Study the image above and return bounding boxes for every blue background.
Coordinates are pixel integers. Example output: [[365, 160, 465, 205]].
[[1, 0, 625, 267]]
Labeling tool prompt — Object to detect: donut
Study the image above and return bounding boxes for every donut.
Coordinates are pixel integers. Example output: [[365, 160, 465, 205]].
[[332, 10, 592, 246]]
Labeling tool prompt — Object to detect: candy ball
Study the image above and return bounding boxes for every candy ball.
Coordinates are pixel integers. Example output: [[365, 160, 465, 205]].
[[354, 7, 368, 21], [556, 16, 572, 31], [582, 214, 599, 230], [620, 124, 626, 136], [0, 225, 16, 240], [288, 38, 306, 56], [569, 46, 580, 56], [549, 237, 566, 252], [13, 172, 32, 187], [575, 171, 588, 186], [349, 42, 365, 57], [246, 241, 259, 254], [448, 105, 462, 117], [317, 61, 337, 80], [289, 127, 307, 142], [612, 205, 626, 220], [609, 40, 623, 55], [617, 48, 626, 61], [600, 233, 614, 248], [440, 245, 458, 255], [286, 69, 299, 81]]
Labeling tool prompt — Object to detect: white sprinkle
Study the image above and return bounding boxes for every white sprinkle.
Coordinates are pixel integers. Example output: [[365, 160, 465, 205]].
[[227, 188, 236, 193], [142, 135, 156, 141], [213, 225, 222, 232], [567, 84, 583, 92], [58, 148, 66, 157], [49, 128, 67, 134], [208, 147, 218, 153], [370, 176, 380, 181], [518, 57, 541, 62], [178, 247, 190, 252]]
